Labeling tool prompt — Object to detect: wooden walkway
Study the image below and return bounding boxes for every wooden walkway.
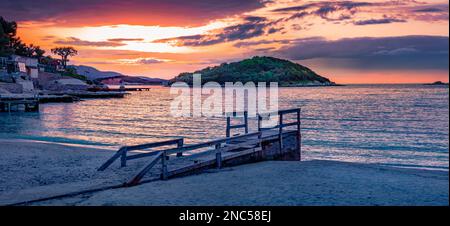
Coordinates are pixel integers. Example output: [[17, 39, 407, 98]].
[[0, 91, 128, 113], [98, 108, 302, 186], [0, 95, 39, 112]]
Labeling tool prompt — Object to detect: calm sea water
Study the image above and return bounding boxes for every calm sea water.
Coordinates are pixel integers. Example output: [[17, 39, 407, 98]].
[[1, 84, 448, 170]]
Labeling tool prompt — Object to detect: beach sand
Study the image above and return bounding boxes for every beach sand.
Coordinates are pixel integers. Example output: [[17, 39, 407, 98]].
[[0, 139, 448, 206], [0, 139, 157, 205]]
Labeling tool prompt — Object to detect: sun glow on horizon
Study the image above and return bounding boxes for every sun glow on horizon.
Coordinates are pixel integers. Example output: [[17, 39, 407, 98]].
[[11, 0, 449, 82]]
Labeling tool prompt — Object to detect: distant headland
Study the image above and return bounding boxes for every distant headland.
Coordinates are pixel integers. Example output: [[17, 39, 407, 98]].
[[169, 56, 337, 87], [425, 81, 449, 86]]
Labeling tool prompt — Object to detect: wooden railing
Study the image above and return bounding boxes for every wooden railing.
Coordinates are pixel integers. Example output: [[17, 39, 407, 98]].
[[98, 138, 184, 171], [258, 108, 301, 157], [127, 131, 262, 186], [98, 108, 301, 186], [226, 111, 249, 137]]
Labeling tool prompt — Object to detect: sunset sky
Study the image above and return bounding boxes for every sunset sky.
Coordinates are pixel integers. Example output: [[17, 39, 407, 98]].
[[1, 0, 449, 83]]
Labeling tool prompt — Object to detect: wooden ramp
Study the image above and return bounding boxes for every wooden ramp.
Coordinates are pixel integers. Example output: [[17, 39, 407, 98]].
[[99, 108, 302, 186], [0, 95, 40, 112]]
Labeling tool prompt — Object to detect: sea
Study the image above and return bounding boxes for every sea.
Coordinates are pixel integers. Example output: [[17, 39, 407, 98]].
[[1, 84, 448, 170]]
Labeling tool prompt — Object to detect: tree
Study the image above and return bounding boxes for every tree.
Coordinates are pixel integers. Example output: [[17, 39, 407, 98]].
[[1, 17, 45, 58], [33, 45, 45, 58], [51, 47, 77, 69], [0, 16, 17, 57]]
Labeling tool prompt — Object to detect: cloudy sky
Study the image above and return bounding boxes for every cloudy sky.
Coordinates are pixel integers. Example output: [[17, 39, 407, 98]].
[[1, 0, 449, 83]]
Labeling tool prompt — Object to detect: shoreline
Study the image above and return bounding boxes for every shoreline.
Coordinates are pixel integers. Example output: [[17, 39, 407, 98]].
[[0, 139, 448, 206]]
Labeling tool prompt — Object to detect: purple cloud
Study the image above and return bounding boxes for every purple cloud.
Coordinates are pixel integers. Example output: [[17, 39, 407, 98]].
[[353, 18, 407, 25], [154, 16, 283, 46], [272, 1, 374, 22], [0, 0, 266, 26], [274, 35, 449, 70]]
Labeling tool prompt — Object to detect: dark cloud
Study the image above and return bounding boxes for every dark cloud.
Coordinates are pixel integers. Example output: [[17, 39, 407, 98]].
[[273, 1, 449, 24], [254, 47, 276, 52], [273, 1, 374, 22], [413, 7, 445, 13], [233, 37, 322, 48], [353, 18, 407, 25], [242, 16, 267, 23], [408, 4, 449, 22], [275, 35, 449, 70], [154, 16, 282, 46], [0, 0, 265, 26], [272, 5, 311, 12], [234, 39, 287, 48], [54, 37, 126, 47], [271, 1, 373, 13], [287, 12, 310, 21]]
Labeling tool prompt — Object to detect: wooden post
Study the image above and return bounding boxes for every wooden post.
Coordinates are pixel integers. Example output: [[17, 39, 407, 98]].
[[161, 151, 168, 180], [226, 116, 231, 137], [127, 152, 163, 186], [244, 111, 249, 134], [257, 115, 262, 132], [278, 113, 283, 151], [215, 143, 222, 169], [120, 147, 128, 167], [176, 139, 184, 157], [297, 109, 302, 161]]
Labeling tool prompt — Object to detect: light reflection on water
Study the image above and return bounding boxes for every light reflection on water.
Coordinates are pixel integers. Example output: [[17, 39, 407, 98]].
[[0, 84, 448, 170]]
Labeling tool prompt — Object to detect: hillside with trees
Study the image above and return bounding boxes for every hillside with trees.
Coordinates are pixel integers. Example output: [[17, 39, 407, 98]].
[[1, 17, 45, 58], [170, 56, 336, 86]]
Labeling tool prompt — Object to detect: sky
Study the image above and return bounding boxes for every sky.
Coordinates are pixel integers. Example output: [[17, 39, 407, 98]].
[[1, 0, 449, 83]]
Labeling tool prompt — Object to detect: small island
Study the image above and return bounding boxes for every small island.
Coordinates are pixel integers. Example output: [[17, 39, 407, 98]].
[[426, 81, 449, 86], [169, 56, 337, 87]]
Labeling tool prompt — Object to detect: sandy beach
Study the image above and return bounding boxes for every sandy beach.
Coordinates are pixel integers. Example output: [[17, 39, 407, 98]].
[[0, 139, 161, 205], [0, 139, 447, 206]]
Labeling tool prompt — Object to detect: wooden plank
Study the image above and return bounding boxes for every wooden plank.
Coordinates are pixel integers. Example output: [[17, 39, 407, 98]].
[[99, 138, 183, 169], [100, 132, 259, 172], [258, 108, 300, 118], [280, 122, 298, 128], [124, 138, 183, 151], [297, 109, 301, 161], [166, 147, 262, 179], [226, 117, 231, 137], [161, 151, 168, 180], [215, 143, 222, 168], [176, 139, 184, 157], [185, 139, 261, 159], [127, 152, 163, 186], [126, 150, 158, 160], [229, 124, 246, 129], [97, 147, 127, 171], [164, 131, 261, 156], [279, 108, 300, 114], [244, 111, 249, 133], [120, 147, 128, 167], [216, 152, 222, 169], [279, 113, 283, 150]]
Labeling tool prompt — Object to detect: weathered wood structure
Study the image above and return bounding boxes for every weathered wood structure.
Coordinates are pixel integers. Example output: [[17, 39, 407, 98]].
[[99, 108, 302, 186], [0, 96, 40, 112], [0, 91, 127, 113]]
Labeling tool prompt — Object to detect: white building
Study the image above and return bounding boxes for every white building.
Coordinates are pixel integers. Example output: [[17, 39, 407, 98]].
[[10, 55, 39, 79]]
